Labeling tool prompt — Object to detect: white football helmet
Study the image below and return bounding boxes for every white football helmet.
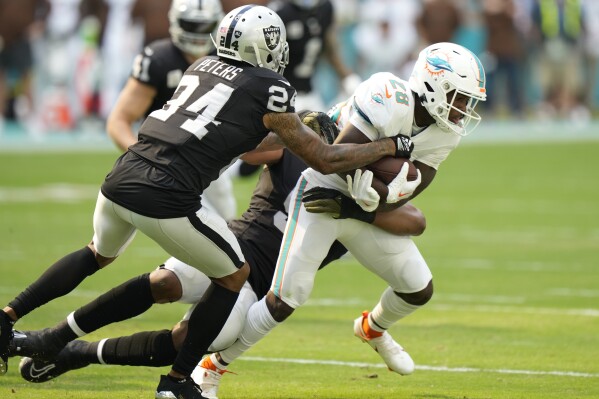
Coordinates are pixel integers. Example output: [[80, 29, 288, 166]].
[[409, 42, 487, 136], [213, 5, 289, 74], [169, 0, 223, 57]]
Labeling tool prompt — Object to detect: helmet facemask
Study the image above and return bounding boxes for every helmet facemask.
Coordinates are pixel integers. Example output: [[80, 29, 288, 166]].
[[252, 41, 289, 74], [169, 0, 223, 58], [172, 19, 218, 56], [427, 80, 483, 136]]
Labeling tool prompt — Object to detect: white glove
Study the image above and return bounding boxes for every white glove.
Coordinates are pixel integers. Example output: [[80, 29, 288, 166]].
[[347, 169, 380, 212], [386, 163, 422, 203]]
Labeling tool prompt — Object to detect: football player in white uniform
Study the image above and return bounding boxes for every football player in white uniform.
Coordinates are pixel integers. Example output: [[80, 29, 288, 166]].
[[195, 42, 487, 388]]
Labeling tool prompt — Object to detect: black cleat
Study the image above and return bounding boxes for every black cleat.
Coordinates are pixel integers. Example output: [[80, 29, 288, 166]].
[[0, 310, 14, 375], [19, 340, 90, 383], [8, 328, 66, 360], [155, 374, 209, 399]]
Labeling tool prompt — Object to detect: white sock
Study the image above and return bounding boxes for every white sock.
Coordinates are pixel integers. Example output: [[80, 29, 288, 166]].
[[219, 297, 278, 364], [209, 353, 228, 371], [369, 287, 420, 331], [67, 312, 87, 337]]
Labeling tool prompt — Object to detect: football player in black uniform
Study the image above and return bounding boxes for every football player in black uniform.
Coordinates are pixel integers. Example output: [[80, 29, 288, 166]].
[[108, 0, 237, 221], [14, 112, 425, 398], [0, 5, 412, 399]]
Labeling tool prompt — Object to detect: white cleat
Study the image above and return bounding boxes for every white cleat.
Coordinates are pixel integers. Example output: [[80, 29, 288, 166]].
[[191, 357, 225, 399], [353, 311, 415, 375]]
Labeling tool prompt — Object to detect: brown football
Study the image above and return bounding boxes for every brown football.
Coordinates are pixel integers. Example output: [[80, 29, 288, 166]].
[[365, 156, 418, 185]]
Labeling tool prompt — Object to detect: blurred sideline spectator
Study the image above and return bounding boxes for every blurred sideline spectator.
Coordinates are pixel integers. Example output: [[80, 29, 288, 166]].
[[0, 0, 50, 133], [409, 0, 464, 80], [481, 0, 527, 119], [222, 0, 268, 13], [97, 0, 137, 120], [35, 0, 83, 132], [530, 0, 589, 121], [130, 0, 170, 46], [76, 0, 108, 121], [353, 0, 420, 78], [416, 0, 463, 47]]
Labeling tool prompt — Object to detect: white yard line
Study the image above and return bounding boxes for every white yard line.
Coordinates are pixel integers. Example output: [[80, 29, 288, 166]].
[[240, 356, 599, 378], [0, 184, 98, 202], [428, 303, 599, 317]]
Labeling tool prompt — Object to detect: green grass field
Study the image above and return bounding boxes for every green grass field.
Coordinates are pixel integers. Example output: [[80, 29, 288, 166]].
[[0, 138, 598, 398]]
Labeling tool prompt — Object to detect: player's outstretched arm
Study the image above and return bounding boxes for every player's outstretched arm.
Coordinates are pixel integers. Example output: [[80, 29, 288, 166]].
[[264, 112, 396, 175]]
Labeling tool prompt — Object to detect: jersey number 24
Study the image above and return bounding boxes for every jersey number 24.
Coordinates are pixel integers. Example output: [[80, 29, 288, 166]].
[[150, 75, 290, 140]]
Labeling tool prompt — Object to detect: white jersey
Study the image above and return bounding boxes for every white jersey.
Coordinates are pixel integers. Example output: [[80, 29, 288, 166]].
[[303, 72, 461, 195]]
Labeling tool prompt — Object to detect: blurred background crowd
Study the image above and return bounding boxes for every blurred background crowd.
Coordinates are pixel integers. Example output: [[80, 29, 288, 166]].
[[1, 0, 598, 137]]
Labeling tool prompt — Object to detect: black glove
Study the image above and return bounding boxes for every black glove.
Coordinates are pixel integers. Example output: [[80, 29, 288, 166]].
[[391, 134, 414, 158], [298, 110, 340, 145], [302, 187, 376, 224]]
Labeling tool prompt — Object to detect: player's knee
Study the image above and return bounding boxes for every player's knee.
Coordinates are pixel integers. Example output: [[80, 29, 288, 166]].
[[150, 268, 182, 303], [396, 280, 433, 306], [88, 242, 116, 268], [265, 291, 294, 322]]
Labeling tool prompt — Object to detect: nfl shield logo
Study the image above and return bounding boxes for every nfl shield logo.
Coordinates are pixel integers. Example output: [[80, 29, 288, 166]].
[[262, 25, 281, 50]]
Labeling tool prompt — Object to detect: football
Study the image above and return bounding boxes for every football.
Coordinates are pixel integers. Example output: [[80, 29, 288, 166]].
[[365, 156, 418, 185]]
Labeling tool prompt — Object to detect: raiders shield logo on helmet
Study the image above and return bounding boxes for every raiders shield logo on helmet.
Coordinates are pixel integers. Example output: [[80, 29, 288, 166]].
[[263, 25, 281, 50]]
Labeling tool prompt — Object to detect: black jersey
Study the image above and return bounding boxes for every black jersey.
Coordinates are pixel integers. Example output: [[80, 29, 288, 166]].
[[232, 149, 347, 298], [270, 0, 334, 93], [101, 56, 296, 218], [130, 39, 190, 116]]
